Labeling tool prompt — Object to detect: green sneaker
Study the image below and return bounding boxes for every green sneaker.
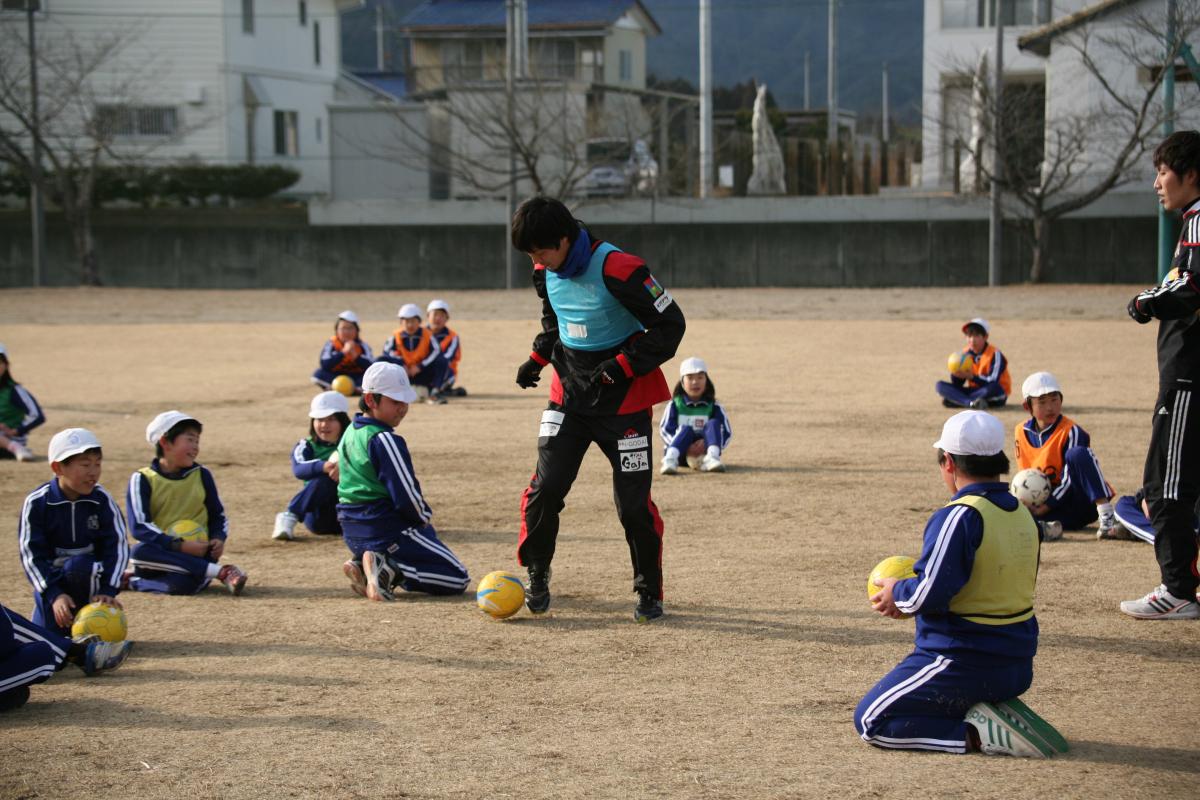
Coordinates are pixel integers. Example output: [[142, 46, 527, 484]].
[[965, 702, 1056, 758], [995, 697, 1069, 754]]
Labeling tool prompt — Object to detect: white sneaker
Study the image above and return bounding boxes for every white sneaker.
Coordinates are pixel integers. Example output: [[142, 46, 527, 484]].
[[965, 702, 1055, 758], [1040, 520, 1063, 541], [700, 454, 725, 473], [272, 511, 299, 541], [660, 456, 679, 475], [1119, 584, 1200, 619], [1096, 519, 1132, 541], [12, 443, 34, 462]]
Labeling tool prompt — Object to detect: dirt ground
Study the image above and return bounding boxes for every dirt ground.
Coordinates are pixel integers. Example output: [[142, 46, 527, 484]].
[[0, 285, 1196, 799]]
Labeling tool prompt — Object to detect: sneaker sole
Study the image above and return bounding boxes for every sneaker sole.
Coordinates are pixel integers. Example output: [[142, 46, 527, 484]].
[[362, 552, 395, 602], [971, 703, 1057, 758], [525, 594, 551, 614], [271, 531, 294, 541], [994, 698, 1069, 754], [343, 560, 368, 597], [227, 575, 247, 596], [1119, 602, 1200, 619], [634, 609, 664, 623]]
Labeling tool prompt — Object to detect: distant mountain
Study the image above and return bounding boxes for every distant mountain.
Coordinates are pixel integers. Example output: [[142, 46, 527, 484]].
[[641, 0, 924, 126], [340, 0, 924, 126]]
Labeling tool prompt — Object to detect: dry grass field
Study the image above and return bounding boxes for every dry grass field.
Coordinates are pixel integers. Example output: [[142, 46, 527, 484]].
[[0, 285, 1196, 799]]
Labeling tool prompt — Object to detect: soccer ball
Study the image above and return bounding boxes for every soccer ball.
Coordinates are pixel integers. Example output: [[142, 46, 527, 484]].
[[331, 375, 355, 397], [1010, 469, 1052, 507], [166, 519, 208, 543], [476, 571, 525, 619], [947, 351, 972, 374], [71, 602, 128, 643], [867, 555, 917, 600]]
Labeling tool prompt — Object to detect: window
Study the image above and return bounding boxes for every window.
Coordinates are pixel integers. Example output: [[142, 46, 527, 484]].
[[315, 116, 322, 143], [581, 48, 603, 82], [618, 49, 632, 82], [96, 105, 178, 138], [442, 40, 484, 83], [274, 110, 299, 156], [941, 0, 1051, 29], [242, 0, 254, 34], [532, 39, 576, 79], [299, 0, 307, 26], [314, 20, 321, 64]]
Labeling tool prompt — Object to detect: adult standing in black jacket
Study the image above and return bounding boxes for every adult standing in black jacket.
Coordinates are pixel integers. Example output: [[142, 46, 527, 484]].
[[511, 197, 686, 622], [1124, 131, 1200, 620]]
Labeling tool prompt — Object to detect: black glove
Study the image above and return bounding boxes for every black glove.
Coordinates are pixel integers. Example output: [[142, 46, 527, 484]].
[[590, 358, 629, 387], [516, 358, 543, 388], [1127, 296, 1153, 324]]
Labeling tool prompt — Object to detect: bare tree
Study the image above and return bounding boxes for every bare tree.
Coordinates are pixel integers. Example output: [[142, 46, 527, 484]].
[[0, 16, 176, 285], [939, 1, 1200, 282]]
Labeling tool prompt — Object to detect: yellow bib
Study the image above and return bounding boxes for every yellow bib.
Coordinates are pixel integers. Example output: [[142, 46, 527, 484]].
[[946, 494, 1039, 626], [138, 466, 208, 531]]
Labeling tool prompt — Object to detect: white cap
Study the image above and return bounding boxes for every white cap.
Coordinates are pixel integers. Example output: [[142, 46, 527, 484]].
[[397, 303, 422, 319], [146, 410, 199, 446], [309, 390, 350, 419], [427, 299, 450, 315], [361, 361, 417, 404], [48, 428, 101, 463], [932, 411, 1005, 456], [679, 357, 708, 377], [337, 310, 360, 325], [962, 317, 991, 336], [1021, 371, 1063, 399]]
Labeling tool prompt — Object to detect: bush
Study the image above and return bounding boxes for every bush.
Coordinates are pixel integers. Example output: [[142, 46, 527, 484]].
[[0, 164, 301, 207]]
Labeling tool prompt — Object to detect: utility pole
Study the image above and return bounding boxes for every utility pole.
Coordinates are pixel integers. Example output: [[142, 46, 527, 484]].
[[826, 0, 837, 144], [505, 0, 528, 289], [804, 50, 810, 110], [988, 2, 1004, 287], [27, 0, 45, 287], [375, 2, 385, 70], [1159, 0, 1178, 280], [699, 0, 712, 198], [881, 61, 889, 143]]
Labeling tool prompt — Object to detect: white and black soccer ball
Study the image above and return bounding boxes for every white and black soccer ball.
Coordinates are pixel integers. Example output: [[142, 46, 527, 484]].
[[1010, 468, 1051, 507]]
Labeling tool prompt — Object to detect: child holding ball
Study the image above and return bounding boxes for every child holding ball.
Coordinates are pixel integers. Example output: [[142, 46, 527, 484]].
[[0, 343, 45, 461], [18, 428, 129, 636], [659, 357, 732, 474], [935, 318, 1011, 409], [856, 411, 1066, 759], [313, 310, 374, 392], [273, 391, 351, 540]]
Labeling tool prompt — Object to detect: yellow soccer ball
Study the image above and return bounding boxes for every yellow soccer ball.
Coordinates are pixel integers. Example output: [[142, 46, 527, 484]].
[[476, 571, 525, 619], [71, 602, 128, 643], [947, 351, 972, 374], [166, 519, 208, 543], [867, 555, 917, 600], [331, 375, 356, 397]]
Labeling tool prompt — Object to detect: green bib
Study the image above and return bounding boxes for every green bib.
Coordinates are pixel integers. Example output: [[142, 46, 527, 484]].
[[336, 422, 390, 505], [138, 466, 208, 530], [0, 385, 23, 430], [947, 494, 1039, 626], [306, 437, 337, 485], [673, 395, 713, 433]]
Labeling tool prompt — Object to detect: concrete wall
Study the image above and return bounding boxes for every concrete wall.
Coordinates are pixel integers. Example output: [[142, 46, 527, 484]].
[[0, 199, 1159, 289]]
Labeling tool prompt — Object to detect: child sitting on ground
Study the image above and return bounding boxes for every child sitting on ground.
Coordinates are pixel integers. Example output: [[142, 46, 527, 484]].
[[426, 299, 466, 396], [936, 318, 1011, 409], [18, 428, 129, 636], [1013, 371, 1123, 542], [659, 357, 732, 474], [273, 391, 350, 540], [126, 411, 248, 595], [856, 410, 1066, 758], [381, 304, 450, 404], [337, 362, 469, 600], [1111, 489, 1199, 545], [0, 602, 132, 712], [0, 343, 45, 461], [313, 310, 374, 392]]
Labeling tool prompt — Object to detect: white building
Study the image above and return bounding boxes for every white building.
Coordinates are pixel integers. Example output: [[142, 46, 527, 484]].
[[920, 0, 1083, 188], [0, 0, 363, 195]]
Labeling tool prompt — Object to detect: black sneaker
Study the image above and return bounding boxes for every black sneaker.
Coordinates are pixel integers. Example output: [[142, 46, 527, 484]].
[[634, 591, 663, 623], [525, 564, 551, 614], [0, 685, 30, 712], [451, 387, 468, 397]]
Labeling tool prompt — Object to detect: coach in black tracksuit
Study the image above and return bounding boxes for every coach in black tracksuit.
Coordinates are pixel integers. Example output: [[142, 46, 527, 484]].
[[1124, 131, 1200, 619], [511, 197, 685, 623]]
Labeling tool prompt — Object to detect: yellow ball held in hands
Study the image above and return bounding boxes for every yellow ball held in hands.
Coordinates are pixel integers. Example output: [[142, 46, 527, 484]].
[[72, 602, 128, 643], [166, 519, 208, 543], [947, 351, 972, 374], [331, 375, 356, 397], [867, 556, 917, 600]]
